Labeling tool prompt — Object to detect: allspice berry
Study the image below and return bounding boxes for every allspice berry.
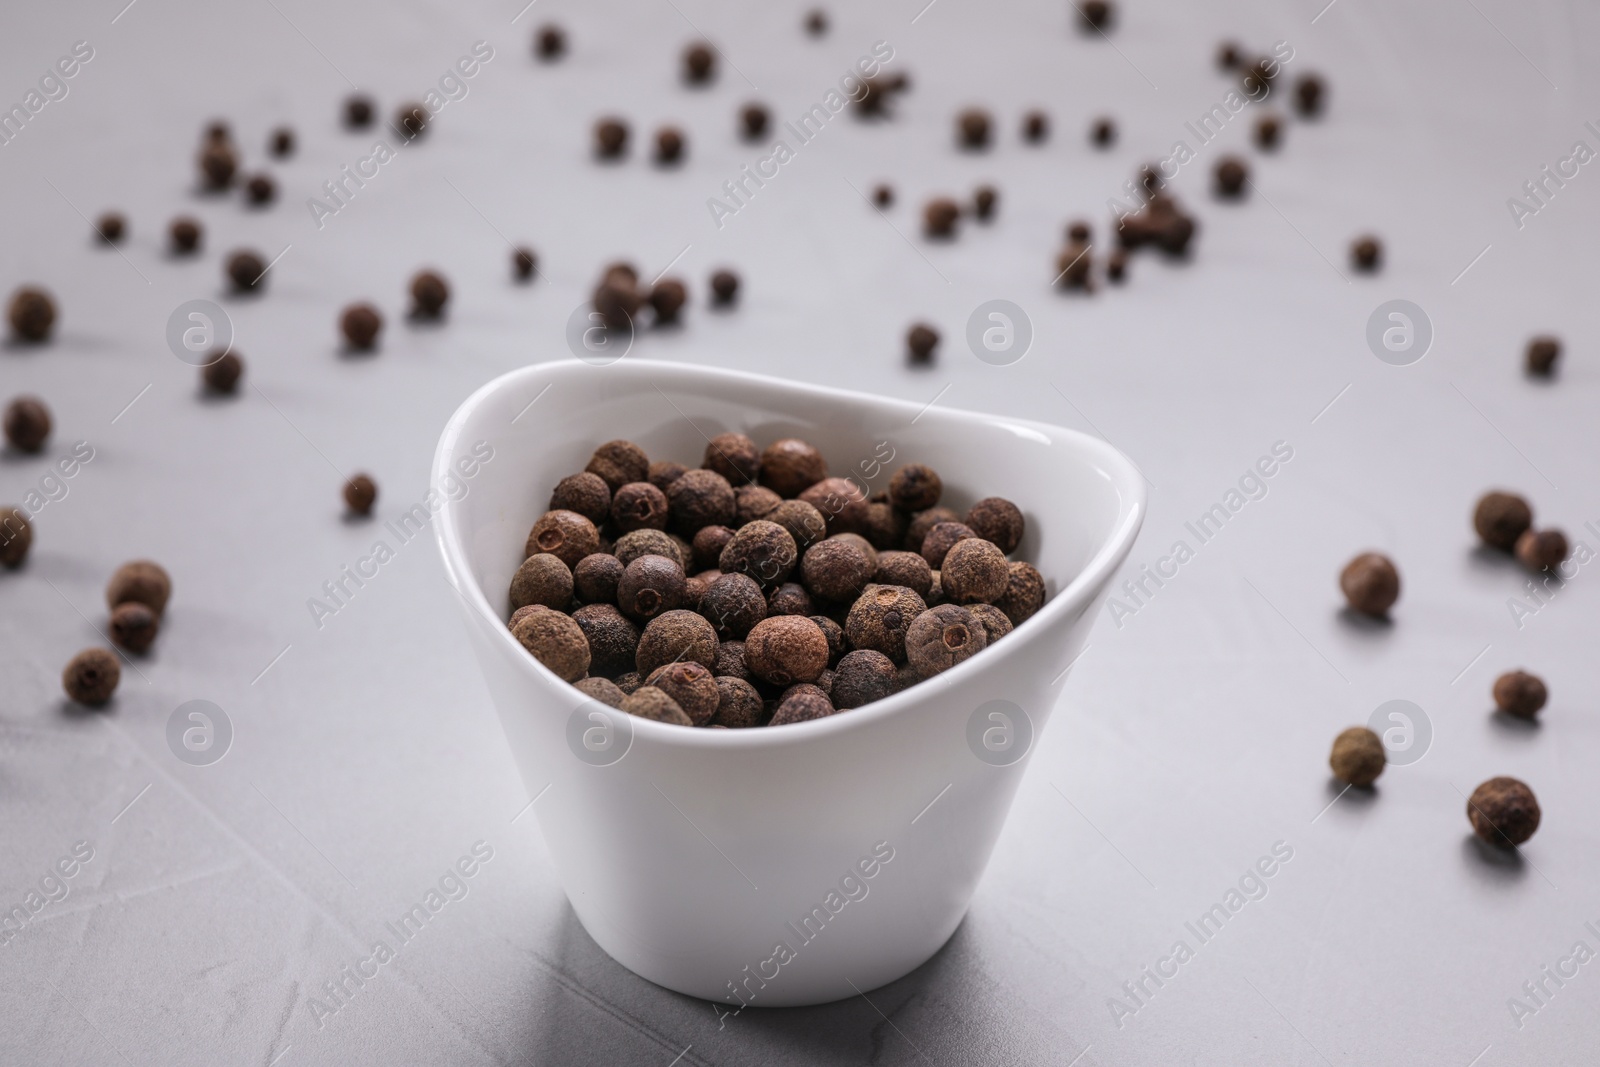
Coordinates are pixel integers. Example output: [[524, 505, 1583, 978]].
[[994, 561, 1046, 625], [587, 440, 650, 491], [1090, 116, 1116, 148], [650, 278, 688, 323], [1493, 670, 1547, 719], [646, 661, 720, 725], [873, 551, 932, 597], [574, 553, 624, 604], [1339, 552, 1399, 617], [692, 525, 736, 571], [889, 464, 942, 512], [1255, 114, 1282, 150], [343, 474, 378, 516], [1328, 727, 1385, 787], [575, 677, 626, 708], [905, 604, 987, 679], [966, 497, 1024, 553], [526, 509, 601, 567], [1214, 156, 1248, 198], [766, 500, 826, 552], [767, 581, 813, 617], [1022, 110, 1049, 143], [617, 554, 687, 623], [957, 108, 991, 150], [803, 8, 828, 36], [872, 183, 894, 208], [8, 287, 56, 342], [832, 649, 897, 709], [1294, 74, 1325, 118], [710, 269, 740, 306], [770, 684, 835, 726], [735, 484, 781, 525], [396, 103, 429, 140], [536, 24, 567, 60], [96, 212, 126, 244], [1467, 777, 1540, 848], [759, 439, 826, 498], [667, 469, 736, 535], [341, 303, 383, 351], [0, 507, 32, 568], [654, 126, 686, 166], [968, 603, 1013, 644], [550, 472, 612, 525], [801, 538, 874, 603], [4, 396, 51, 453], [202, 352, 243, 394], [106, 560, 171, 616], [1515, 529, 1568, 571], [973, 185, 998, 221], [410, 270, 450, 318], [595, 117, 629, 159], [623, 686, 692, 725], [683, 42, 717, 84], [512, 609, 590, 680], [344, 95, 375, 128], [704, 432, 761, 485], [611, 481, 670, 532], [940, 538, 1009, 604], [861, 502, 907, 551], [635, 609, 717, 677], [719, 520, 798, 590], [269, 126, 295, 157], [199, 142, 237, 189], [744, 616, 829, 685], [169, 217, 203, 255], [904, 506, 961, 555], [845, 584, 927, 662], [514, 246, 538, 281], [245, 173, 276, 206], [227, 250, 266, 292], [1350, 235, 1382, 272], [920, 521, 976, 569], [798, 477, 869, 535], [572, 603, 640, 675], [63, 648, 120, 706], [700, 572, 766, 639], [1216, 41, 1242, 69], [907, 323, 939, 364], [924, 199, 960, 239], [741, 103, 770, 141], [1473, 491, 1532, 552], [110, 602, 159, 654], [614, 528, 683, 568], [1078, 0, 1113, 30], [1525, 336, 1561, 377], [711, 676, 766, 727], [510, 553, 575, 611], [650, 461, 689, 491]]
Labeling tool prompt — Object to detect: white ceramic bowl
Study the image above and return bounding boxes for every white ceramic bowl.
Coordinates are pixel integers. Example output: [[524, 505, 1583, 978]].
[[433, 360, 1144, 1006]]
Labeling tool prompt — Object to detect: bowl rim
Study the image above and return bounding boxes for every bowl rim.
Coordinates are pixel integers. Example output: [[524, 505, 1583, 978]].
[[433, 359, 1146, 749]]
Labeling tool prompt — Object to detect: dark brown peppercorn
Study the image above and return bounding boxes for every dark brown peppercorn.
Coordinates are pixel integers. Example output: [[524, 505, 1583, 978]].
[[611, 481, 670, 532], [745, 616, 829, 685], [1078, 0, 1113, 30], [855, 74, 909, 117], [343, 473, 378, 516], [587, 440, 650, 491], [741, 103, 770, 141], [957, 108, 991, 150], [595, 118, 629, 159], [907, 323, 940, 364], [701, 572, 767, 639], [646, 661, 720, 725], [169, 217, 202, 255], [804, 8, 828, 35], [1090, 116, 1116, 148], [1329, 727, 1385, 787], [1468, 777, 1540, 848], [202, 352, 243, 394], [575, 677, 626, 708], [845, 584, 927, 663], [831, 650, 897, 709], [572, 603, 640, 675], [1515, 529, 1569, 571], [872, 183, 894, 208], [1255, 114, 1282, 151], [574, 553, 624, 604], [1493, 670, 1547, 719], [1022, 110, 1048, 143], [199, 142, 237, 190], [648, 278, 689, 327], [770, 685, 835, 726], [227, 250, 266, 292], [63, 648, 120, 706], [344, 95, 374, 128], [968, 603, 1013, 644], [109, 602, 159, 654], [1214, 156, 1248, 198], [920, 521, 975, 569], [4, 396, 51, 453], [801, 538, 874, 603], [617, 554, 687, 623], [107, 560, 171, 616], [0, 507, 32, 568], [924, 199, 960, 239], [1473, 491, 1532, 552], [1350, 235, 1381, 272], [941, 538, 1010, 603], [622, 686, 692, 725], [906, 604, 987, 679], [396, 103, 429, 140], [650, 461, 689, 491], [713, 638, 749, 678], [204, 120, 230, 143], [635, 608, 717, 677], [704, 432, 761, 485], [710, 269, 740, 306], [1106, 248, 1128, 283], [693, 525, 736, 571], [873, 551, 932, 597], [711, 676, 766, 727], [811, 614, 845, 665], [269, 126, 294, 157], [829, 532, 877, 568], [654, 126, 686, 166], [966, 497, 1024, 554], [95, 212, 125, 244], [526, 509, 601, 567], [766, 500, 827, 553], [1340, 552, 1400, 617], [799, 477, 869, 535], [1057, 238, 1093, 291], [245, 173, 276, 206], [1294, 74, 1325, 118], [1525, 336, 1560, 377], [734, 484, 781, 526], [973, 185, 998, 221], [551, 472, 612, 525], [888, 464, 941, 512], [931, 569, 947, 607], [994, 561, 1046, 625], [613, 528, 684, 568], [759, 439, 826, 498], [510, 553, 574, 611], [8, 287, 56, 342], [861, 503, 907, 551], [667, 468, 736, 535], [341, 303, 383, 351], [615, 671, 642, 694], [767, 581, 814, 617], [536, 24, 567, 60], [904, 506, 961, 555], [410, 271, 450, 318], [514, 246, 538, 281], [512, 609, 590, 680], [1216, 41, 1242, 69], [683, 42, 716, 84]]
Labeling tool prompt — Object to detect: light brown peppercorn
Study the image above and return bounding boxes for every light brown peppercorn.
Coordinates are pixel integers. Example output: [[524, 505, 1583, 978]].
[[614, 672, 643, 695], [410, 271, 450, 318], [845, 584, 927, 663], [575, 677, 626, 709], [965, 497, 1024, 554], [1473, 491, 1532, 552], [245, 173, 276, 206], [1525, 337, 1561, 377], [941, 538, 1010, 604], [509, 553, 574, 611], [508, 604, 547, 630], [798, 477, 870, 535], [713, 639, 749, 680], [611, 481, 669, 532], [202, 351, 243, 394], [342, 474, 377, 516], [1467, 777, 1540, 848], [967, 603, 1014, 644], [907, 323, 938, 364], [646, 662, 720, 725], [613, 528, 684, 569], [801, 538, 874, 603], [873, 551, 932, 597], [701, 572, 767, 638], [571, 603, 639, 676], [767, 582, 814, 617], [622, 686, 693, 725], [1350, 235, 1381, 272], [95, 212, 126, 244], [512, 609, 590, 681], [551, 472, 612, 525], [1493, 670, 1547, 719], [759, 439, 827, 497], [770, 684, 834, 726], [906, 604, 987, 679], [8, 287, 56, 342], [735, 484, 782, 525], [199, 142, 237, 189], [744, 616, 829, 685], [888, 464, 942, 512], [4, 396, 51, 453], [574, 554, 624, 604], [587, 440, 650, 491], [168, 217, 202, 255], [617, 554, 687, 623], [711, 676, 766, 727], [339, 303, 383, 351], [1214, 156, 1248, 198], [704, 432, 761, 484], [595, 117, 629, 159], [828, 532, 877, 569], [924, 200, 960, 239], [994, 561, 1046, 625], [956, 108, 991, 150], [920, 521, 976, 569], [0, 507, 32, 567], [692, 525, 736, 571], [831, 649, 897, 709], [1329, 727, 1385, 787], [63, 648, 120, 705], [683, 42, 716, 84], [718, 519, 798, 590], [765, 500, 827, 552], [649, 461, 689, 491], [861, 502, 907, 551], [227, 250, 266, 292], [654, 127, 686, 166], [904, 506, 960, 554], [1340, 552, 1399, 617], [710, 269, 740, 306], [526, 509, 601, 568], [635, 608, 718, 677], [1515, 529, 1568, 571], [667, 468, 736, 535], [106, 560, 171, 616], [109, 602, 159, 654]]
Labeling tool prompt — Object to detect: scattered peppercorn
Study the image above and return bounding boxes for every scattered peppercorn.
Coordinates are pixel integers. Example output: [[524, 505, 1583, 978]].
[[4, 396, 51, 453], [202, 351, 243, 394], [1473, 491, 1532, 552], [683, 42, 716, 84], [1022, 110, 1048, 143], [635, 608, 717, 676], [514, 247, 538, 281], [906, 603, 987, 679], [1525, 336, 1560, 377], [1329, 727, 1385, 787], [587, 439, 650, 490], [1078, 0, 1114, 31], [344, 95, 375, 128], [994, 561, 1046, 625], [973, 185, 998, 221], [1216, 41, 1242, 69], [245, 173, 276, 206], [712, 676, 766, 727], [396, 103, 429, 140], [338, 303, 383, 352], [907, 323, 940, 364], [199, 142, 238, 190], [770, 684, 835, 726], [1254, 113, 1282, 151], [1515, 529, 1568, 571], [536, 24, 567, 60], [169, 217, 203, 255], [595, 117, 629, 159], [227, 250, 266, 292], [109, 601, 159, 654], [746, 616, 829, 685], [941, 538, 1010, 603], [957, 108, 991, 150], [855, 74, 910, 117], [654, 126, 686, 165], [343, 473, 378, 516], [1090, 116, 1116, 148], [710, 269, 740, 306], [767, 581, 814, 617], [95, 212, 126, 244], [1467, 776, 1540, 848], [1340, 552, 1399, 617], [526, 509, 601, 567], [804, 8, 828, 35], [624, 686, 692, 724], [646, 661, 720, 725], [410, 270, 450, 319], [267, 126, 294, 157], [0, 507, 31, 567], [1294, 74, 1325, 118], [1493, 670, 1547, 720], [924, 199, 960, 239], [1214, 156, 1248, 198], [741, 103, 769, 141], [1350, 235, 1381, 272], [7, 287, 55, 343], [106, 560, 171, 616], [63, 648, 120, 706]]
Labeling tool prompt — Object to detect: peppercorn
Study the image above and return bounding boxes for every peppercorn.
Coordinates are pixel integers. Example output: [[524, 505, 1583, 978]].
[[1473, 491, 1532, 551], [830, 649, 897, 709], [745, 616, 829, 686], [829, 532, 876, 567], [204, 120, 231, 143], [199, 142, 237, 190], [617, 554, 687, 623], [202, 352, 243, 394], [609, 481, 668, 533], [650, 461, 689, 491], [845, 584, 926, 662], [622, 686, 692, 725], [810, 614, 845, 663], [8, 287, 56, 342], [861, 503, 907, 551], [798, 538, 872, 604], [266, 127, 294, 158], [966, 497, 1024, 554], [614, 528, 684, 568], [767, 581, 813, 617], [1525, 336, 1560, 377], [1090, 116, 1116, 148], [701, 572, 767, 638], [510, 553, 575, 611], [973, 185, 998, 221], [340, 303, 383, 351], [109, 601, 159, 654], [893, 664, 919, 692], [924, 199, 960, 239], [1350, 235, 1381, 272], [920, 521, 976, 569], [759, 439, 826, 498], [407, 270, 449, 319], [1492, 670, 1547, 720], [344, 95, 375, 128], [513, 247, 538, 281], [698, 432, 757, 485], [907, 323, 940, 364], [227, 250, 266, 292], [169, 217, 202, 255], [904, 506, 961, 554], [886, 464, 940, 512], [770, 684, 835, 726], [571, 603, 640, 675], [336, 473, 376, 516], [575, 677, 626, 708], [4, 396, 51, 453], [526, 509, 601, 567], [956, 108, 991, 150], [545, 472, 607, 526], [968, 603, 1013, 644], [941, 538, 1009, 603], [615, 671, 642, 694], [804, 8, 828, 35], [1339, 552, 1399, 617], [509, 604, 547, 629], [106, 560, 171, 616], [690, 527, 734, 572], [655, 126, 686, 166], [634, 608, 718, 676], [906, 603, 987, 679], [1254, 114, 1282, 151], [1214, 156, 1248, 198], [62, 648, 120, 706], [245, 174, 276, 206], [855, 74, 909, 117], [872, 184, 894, 209], [93, 211, 125, 244], [1515, 529, 1568, 571], [712, 676, 766, 727], [574, 553, 624, 604], [595, 118, 629, 159], [798, 478, 869, 535], [1294, 74, 1325, 118], [994, 561, 1046, 625], [587, 440, 650, 491], [1056, 237, 1093, 292], [1467, 776, 1540, 848], [710, 269, 740, 306], [536, 24, 567, 59], [1216, 41, 1242, 69], [1329, 727, 1385, 786], [684, 42, 716, 84], [765, 502, 825, 555], [396, 103, 429, 140], [1022, 110, 1048, 143], [731, 103, 770, 144], [1078, 0, 1113, 30], [664, 469, 735, 536], [0, 508, 31, 568], [646, 661, 720, 725], [1106, 249, 1127, 283], [734, 484, 781, 526], [713, 639, 749, 680], [873, 551, 932, 597], [511, 608, 590, 680]]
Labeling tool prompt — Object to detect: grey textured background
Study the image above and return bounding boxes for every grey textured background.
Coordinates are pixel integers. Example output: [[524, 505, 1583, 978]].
[[2, 0, 1598, 1064]]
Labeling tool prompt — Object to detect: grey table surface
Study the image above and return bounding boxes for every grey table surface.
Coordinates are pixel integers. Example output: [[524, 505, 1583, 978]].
[[3, 0, 1598, 1064]]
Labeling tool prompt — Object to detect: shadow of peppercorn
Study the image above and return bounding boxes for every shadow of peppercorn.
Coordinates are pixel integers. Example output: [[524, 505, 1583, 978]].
[[1466, 544, 1521, 575], [1460, 834, 1527, 884], [1335, 606, 1393, 636], [57, 696, 115, 720], [1489, 710, 1542, 737], [1325, 776, 1379, 807]]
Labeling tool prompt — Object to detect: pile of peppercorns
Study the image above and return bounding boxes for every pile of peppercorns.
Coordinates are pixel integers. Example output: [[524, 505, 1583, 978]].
[[59, 561, 173, 707], [504, 435, 1047, 728]]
